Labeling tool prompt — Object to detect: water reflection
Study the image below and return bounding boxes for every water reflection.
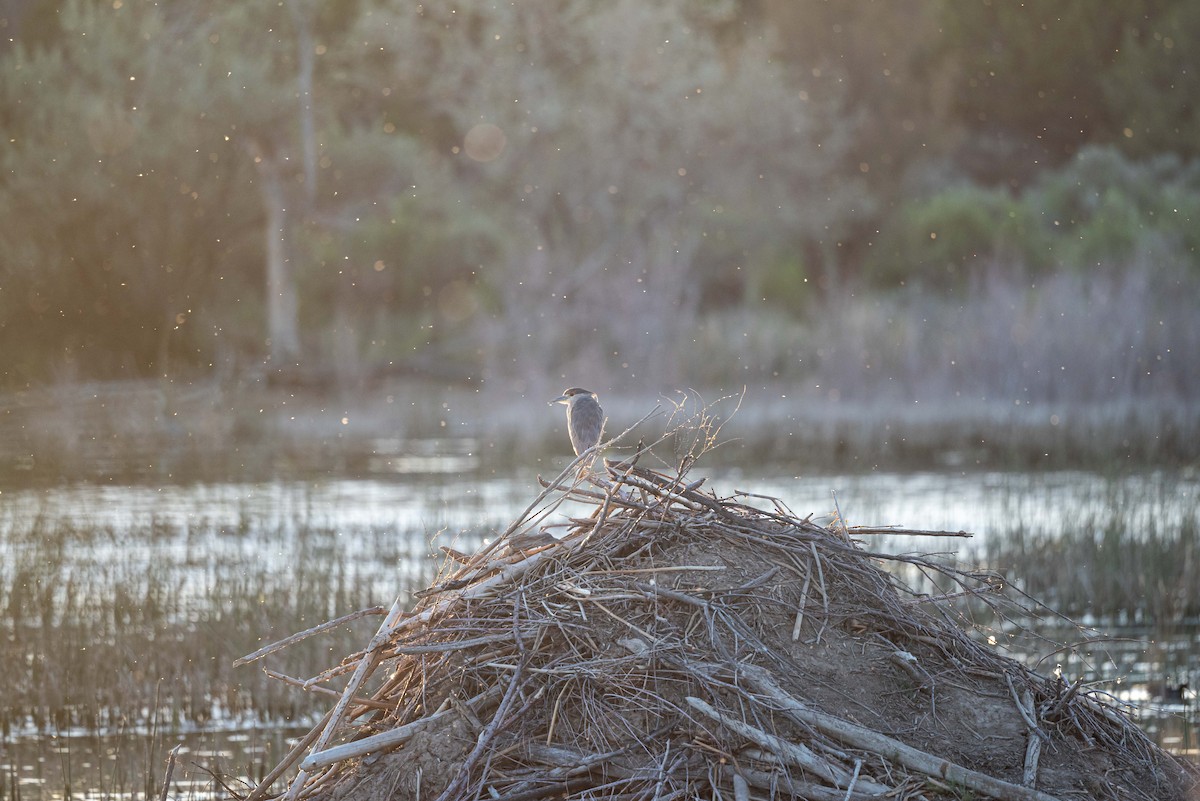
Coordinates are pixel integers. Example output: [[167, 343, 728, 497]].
[[1, 727, 308, 801]]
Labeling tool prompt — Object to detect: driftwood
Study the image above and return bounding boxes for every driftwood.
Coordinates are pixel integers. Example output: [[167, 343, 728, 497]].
[[232, 401, 1198, 801]]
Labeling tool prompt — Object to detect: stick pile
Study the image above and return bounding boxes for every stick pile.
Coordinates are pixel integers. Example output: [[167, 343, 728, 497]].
[[234, 446, 1197, 801]]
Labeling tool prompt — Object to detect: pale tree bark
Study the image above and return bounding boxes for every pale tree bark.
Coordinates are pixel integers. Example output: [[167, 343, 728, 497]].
[[247, 140, 302, 367], [284, 0, 318, 211]]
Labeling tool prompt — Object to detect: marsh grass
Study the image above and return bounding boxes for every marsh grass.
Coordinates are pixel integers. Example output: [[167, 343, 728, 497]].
[[0, 501, 454, 800], [981, 481, 1200, 624], [0, 513, 444, 740]]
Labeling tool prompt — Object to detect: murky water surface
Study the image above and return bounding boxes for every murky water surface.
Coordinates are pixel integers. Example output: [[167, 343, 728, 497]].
[[2, 445, 1197, 799]]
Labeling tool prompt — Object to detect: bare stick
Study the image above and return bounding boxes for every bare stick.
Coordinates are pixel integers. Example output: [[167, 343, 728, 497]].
[[1005, 673, 1049, 743], [810, 542, 830, 643], [392, 632, 523, 655], [284, 593, 409, 801], [244, 707, 334, 801], [234, 606, 386, 666], [720, 764, 880, 801], [586, 565, 728, 575], [158, 743, 182, 801], [846, 527, 973, 538], [737, 664, 1065, 801], [299, 688, 496, 771], [432, 657, 527, 801], [792, 568, 812, 642], [841, 759, 862, 801], [1011, 684, 1045, 790], [685, 697, 891, 795], [731, 771, 750, 801], [264, 668, 394, 712], [904, 585, 1003, 605], [831, 490, 850, 541]]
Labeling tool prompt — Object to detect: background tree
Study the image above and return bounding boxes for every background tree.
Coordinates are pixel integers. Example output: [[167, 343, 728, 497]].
[[1103, 0, 1200, 160], [0, 0, 1195, 398], [932, 0, 1200, 185], [0, 2, 256, 384], [353, 0, 856, 385]]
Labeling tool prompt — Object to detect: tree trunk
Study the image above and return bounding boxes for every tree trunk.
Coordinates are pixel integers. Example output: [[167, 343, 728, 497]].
[[285, 0, 318, 210], [257, 155, 302, 367]]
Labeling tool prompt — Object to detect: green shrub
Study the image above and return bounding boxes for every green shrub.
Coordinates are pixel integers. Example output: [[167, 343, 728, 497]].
[[869, 146, 1200, 289], [1027, 146, 1200, 268], [867, 185, 1044, 287]]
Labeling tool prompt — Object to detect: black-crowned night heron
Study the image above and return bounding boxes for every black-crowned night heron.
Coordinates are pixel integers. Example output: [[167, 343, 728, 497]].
[[550, 387, 604, 457]]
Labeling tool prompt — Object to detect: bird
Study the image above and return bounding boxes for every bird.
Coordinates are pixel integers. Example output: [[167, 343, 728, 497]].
[[550, 387, 605, 457]]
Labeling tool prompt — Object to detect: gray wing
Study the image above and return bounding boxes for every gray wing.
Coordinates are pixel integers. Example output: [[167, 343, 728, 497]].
[[568, 397, 605, 455]]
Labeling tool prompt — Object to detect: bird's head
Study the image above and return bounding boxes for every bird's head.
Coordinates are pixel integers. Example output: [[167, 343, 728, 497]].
[[550, 387, 595, 406]]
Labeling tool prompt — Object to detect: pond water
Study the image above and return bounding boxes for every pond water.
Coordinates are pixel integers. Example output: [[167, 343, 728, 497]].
[[1, 443, 1198, 800]]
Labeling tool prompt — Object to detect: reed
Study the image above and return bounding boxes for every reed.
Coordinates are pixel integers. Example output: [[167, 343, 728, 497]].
[[982, 490, 1200, 624], [0, 513, 441, 739]]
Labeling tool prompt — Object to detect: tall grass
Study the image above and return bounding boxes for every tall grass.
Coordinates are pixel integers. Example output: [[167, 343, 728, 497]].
[[701, 258, 1200, 406], [0, 512, 443, 738], [981, 481, 1200, 625]]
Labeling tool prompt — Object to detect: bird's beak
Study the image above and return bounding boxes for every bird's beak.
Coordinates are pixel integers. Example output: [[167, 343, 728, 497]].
[[549, 395, 569, 405]]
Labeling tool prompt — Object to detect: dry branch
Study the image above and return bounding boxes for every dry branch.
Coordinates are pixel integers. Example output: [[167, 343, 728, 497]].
[[685, 696, 892, 796], [734, 663, 1065, 801], [299, 688, 499, 772], [234, 606, 386, 667]]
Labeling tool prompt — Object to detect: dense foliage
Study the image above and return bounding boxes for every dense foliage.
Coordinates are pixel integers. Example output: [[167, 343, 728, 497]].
[[0, 0, 1195, 394]]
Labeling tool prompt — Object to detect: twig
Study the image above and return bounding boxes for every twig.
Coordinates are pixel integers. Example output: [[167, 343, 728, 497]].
[[283, 593, 410, 801], [831, 490, 850, 542], [1048, 676, 1084, 720], [243, 707, 334, 801], [904, 585, 1003, 605], [846, 527, 973, 538], [841, 759, 862, 801], [392, 632, 526, 655], [1019, 688, 1043, 789], [263, 669, 391, 710], [432, 652, 528, 801], [810, 542, 829, 643], [233, 606, 386, 666], [731, 770, 750, 801], [635, 582, 707, 608], [586, 565, 728, 575], [719, 764, 879, 801], [1005, 673, 1049, 743], [792, 568, 812, 642]]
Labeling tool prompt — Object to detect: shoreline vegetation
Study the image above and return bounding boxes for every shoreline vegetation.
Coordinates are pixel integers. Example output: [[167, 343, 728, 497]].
[[2, 258, 1196, 483], [1, 378, 1197, 488]]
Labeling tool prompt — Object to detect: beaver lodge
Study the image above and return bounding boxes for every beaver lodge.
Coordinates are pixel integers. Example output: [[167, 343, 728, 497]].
[[232, 421, 1198, 801]]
